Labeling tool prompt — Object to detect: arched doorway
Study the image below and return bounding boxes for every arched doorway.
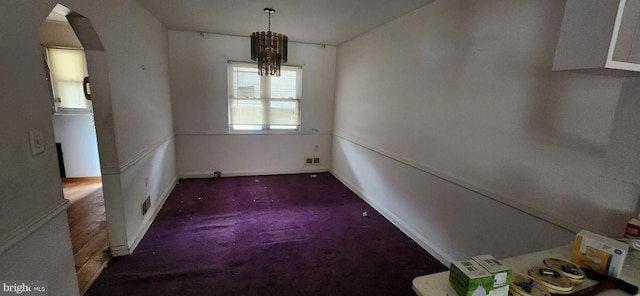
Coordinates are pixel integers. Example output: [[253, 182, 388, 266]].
[[39, 4, 123, 294]]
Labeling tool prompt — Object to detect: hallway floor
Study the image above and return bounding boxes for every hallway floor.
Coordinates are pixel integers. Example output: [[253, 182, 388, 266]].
[[63, 177, 111, 295]]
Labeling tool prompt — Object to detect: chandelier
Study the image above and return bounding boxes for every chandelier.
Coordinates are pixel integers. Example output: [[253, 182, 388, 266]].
[[251, 8, 288, 76]]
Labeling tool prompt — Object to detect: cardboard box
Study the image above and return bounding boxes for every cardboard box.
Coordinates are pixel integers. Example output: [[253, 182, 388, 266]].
[[570, 230, 629, 277], [449, 259, 506, 296], [471, 255, 511, 296], [625, 218, 640, 239]]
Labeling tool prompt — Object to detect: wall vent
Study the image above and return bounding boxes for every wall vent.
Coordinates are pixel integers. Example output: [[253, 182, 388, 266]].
[[142, 196, 151, 215]]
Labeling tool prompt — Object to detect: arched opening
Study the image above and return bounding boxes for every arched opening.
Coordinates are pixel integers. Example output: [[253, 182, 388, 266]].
[[39, 4, 122, 294]]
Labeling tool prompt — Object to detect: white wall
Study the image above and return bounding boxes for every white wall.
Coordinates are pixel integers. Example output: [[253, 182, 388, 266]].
[[0, 1, 176, 294], [82, 2, 177, 255], [605, 77, 640, 184], [0, 214, 78, 296], [169, 31, 335, 177], [52, 114, 101, 177], [333, 0, 640, 263]]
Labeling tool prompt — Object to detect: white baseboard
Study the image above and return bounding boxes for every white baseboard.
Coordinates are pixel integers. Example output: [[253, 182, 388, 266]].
[[179, 167, 330, 179], [109, 244, 131, 257], [331, 169, 455, 267]]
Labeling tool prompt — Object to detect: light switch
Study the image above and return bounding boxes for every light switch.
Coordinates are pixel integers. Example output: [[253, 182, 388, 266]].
[[29, 129, 45, 155]]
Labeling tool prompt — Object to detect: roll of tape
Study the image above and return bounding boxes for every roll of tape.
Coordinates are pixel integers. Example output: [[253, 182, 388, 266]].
[[528, 266, 573, 294], [543, 258, 585, 283]]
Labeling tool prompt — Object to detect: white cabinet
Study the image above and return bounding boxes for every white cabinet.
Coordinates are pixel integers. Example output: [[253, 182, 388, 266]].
[[554, 0, 640, 76]]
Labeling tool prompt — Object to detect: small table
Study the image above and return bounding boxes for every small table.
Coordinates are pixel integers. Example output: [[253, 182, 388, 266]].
[[412, 245, 640, 295]]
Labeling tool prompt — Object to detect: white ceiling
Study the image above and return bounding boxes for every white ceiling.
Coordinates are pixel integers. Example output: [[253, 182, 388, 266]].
[[136, 0, 435, 46]]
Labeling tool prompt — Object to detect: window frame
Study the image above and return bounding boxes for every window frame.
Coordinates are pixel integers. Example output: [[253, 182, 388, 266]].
[[44, 46, 92, 114], [227, 61, 302, 133]]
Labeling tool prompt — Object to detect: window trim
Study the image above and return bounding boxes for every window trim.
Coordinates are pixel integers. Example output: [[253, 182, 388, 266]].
[[227, 61, 302, 132]]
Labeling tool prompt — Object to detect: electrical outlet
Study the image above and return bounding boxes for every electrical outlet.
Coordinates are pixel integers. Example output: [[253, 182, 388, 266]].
[[305, 157, 321, 166], [29, 129, 45, 155]]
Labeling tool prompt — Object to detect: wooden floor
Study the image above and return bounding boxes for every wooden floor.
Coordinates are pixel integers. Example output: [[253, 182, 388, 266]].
[[63, 177, 111, 296]]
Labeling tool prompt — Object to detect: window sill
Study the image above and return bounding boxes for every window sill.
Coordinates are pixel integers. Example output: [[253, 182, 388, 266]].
[[229, 130, 301, 135], [176, 130, 331, 136], [53, 107, 92, 115]]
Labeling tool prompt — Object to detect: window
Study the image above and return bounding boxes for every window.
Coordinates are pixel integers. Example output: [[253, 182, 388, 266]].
[[45, 47, 91, 112], [228, 62, 302, 131]]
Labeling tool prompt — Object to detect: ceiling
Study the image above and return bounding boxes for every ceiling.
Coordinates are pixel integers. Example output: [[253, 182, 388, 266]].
[[136, 0, 435, 46]]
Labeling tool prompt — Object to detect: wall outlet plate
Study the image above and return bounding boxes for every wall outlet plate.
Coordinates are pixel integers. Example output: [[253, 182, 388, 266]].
[[305, 157, 321, 166], [29, 129, 45, 155]]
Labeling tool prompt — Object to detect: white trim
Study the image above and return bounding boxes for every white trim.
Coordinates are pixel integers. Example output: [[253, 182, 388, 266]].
[[607, 0, 626, 64], [606, 60, 640, 72], [228, 62, 302, 132], [176, 131, 331, 136], [605, 0, 640, 72], [127, 176, 179, 254], [332, 133, 579, 233], [119, 134, 175, 173], [330, 169, 455, 267], [179, 167, 330, 179], [101, 133, 175, 175], [0, 199, 70, 255], [100, 166, 120, 175], [109, 244, 130, 257]]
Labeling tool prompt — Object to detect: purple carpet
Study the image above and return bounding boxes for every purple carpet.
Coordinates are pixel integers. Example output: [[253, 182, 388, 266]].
[[85, 173, 447, 296]]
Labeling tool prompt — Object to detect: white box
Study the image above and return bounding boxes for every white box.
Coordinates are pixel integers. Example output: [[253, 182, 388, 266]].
[[449, 260, 494, 296], [571, 230, 628, 277], [471, 255, 510, 296]]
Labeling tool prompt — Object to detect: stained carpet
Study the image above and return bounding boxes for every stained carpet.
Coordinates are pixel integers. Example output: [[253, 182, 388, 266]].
[[85, 173, 447, 296]]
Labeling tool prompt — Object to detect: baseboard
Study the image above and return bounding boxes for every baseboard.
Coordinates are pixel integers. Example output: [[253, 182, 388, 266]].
[[109, 244, 130, 257], [330, 169, 455, 267], [179, 167, 330, 179], [126, 175, 179, 255]]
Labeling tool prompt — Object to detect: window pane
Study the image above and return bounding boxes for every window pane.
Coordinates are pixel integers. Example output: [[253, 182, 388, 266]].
[[270, 69, 297, 99], [48, 48, 89, 109], [232, 66, 260, 98], [228, 63, 301, 131], [270, 125, 298, 130], [230, 98, 264, 125], [232, 125, 262, 131], [269, 100, 299, 125]]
